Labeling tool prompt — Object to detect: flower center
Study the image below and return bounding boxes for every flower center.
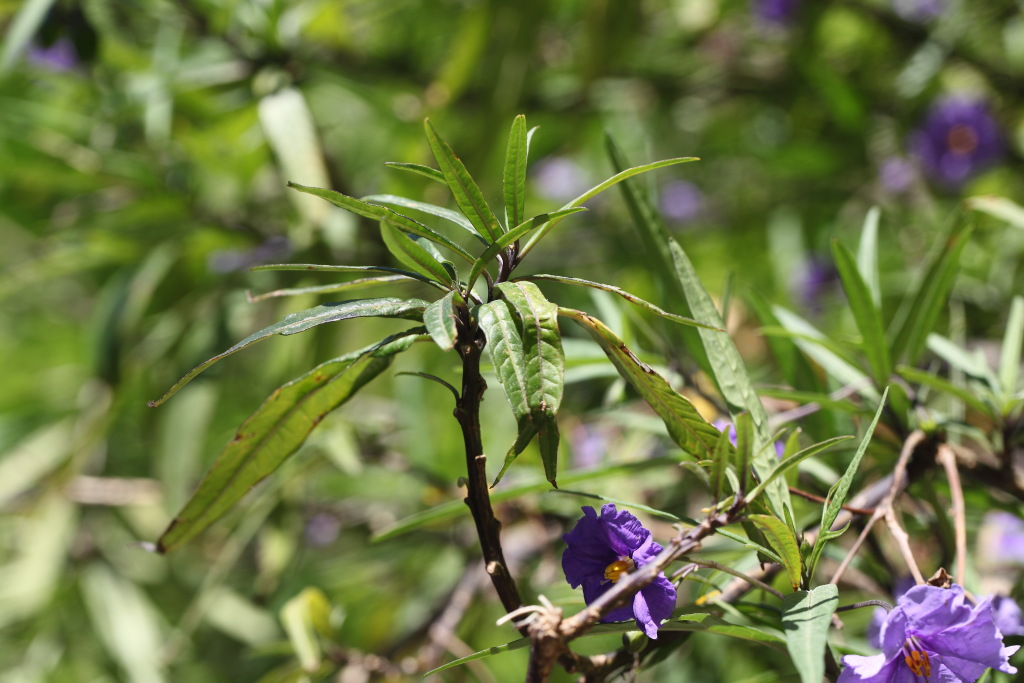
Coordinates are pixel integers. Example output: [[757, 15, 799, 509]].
[[947, 124, 978, 155], [902, 636, 932, 679], [603, 557, 636, 583]]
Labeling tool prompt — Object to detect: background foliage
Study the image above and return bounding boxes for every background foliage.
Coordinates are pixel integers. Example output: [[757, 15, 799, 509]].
[[2, 0, 1023, 681]]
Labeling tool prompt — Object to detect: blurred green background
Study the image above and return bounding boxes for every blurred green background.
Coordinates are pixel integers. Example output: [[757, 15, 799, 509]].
[[2, 0, 1023, 681]]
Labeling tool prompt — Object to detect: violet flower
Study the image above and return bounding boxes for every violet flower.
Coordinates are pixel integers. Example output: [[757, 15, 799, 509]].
[[659, 180, 704, 224], [562, 504, 676, 639], [752, 0, 800, 26], [910, 97, 1003, 188], [840, 584, 1019, 682]]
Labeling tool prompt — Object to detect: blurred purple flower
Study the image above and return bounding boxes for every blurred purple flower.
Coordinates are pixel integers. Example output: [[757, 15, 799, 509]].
[[893, 0, 946, 23], [879, 157, 915, 194], [562, 504, 676, 638], [980, 511, 1024, 565], [304, 512, 342, 547], [659, 180, 704, 223], [27, 38, 78, 72], [910, 97, 1003, 188], [789, 256, 839, 314], [532, 157, 590, 203], [840, 584, 1019, 682], [993, 596, 1024, 637], [713, 418, 785, 457], [570, 423, 608, 470], [752, 0, 800, 26]]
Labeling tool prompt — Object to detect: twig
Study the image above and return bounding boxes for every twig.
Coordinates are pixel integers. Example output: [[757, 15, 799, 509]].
[[830, 430, 925, 586], [680, 557, 785, 600], [936, 443, 966, 585]]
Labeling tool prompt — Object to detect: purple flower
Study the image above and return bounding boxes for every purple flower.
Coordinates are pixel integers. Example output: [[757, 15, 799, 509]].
[[893, 0, 946, 23], [789, 256, 839, 314], [910, 97, 1003, 188], [712, 419, 785, 457], [562, 504, 676, 639], [531, 157, 590, 203], [752, 0, 800, 26], [879, 157, 916, 194], [840, 584, 1019, 682], [659, 180, 704, 223], [993, 596, 1024, 637], [979, 511, 1024, 565]]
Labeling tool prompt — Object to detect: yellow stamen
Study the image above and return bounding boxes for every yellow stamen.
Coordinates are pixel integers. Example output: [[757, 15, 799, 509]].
[[902, 637, 932, 679], [603, 558, 635, 583]]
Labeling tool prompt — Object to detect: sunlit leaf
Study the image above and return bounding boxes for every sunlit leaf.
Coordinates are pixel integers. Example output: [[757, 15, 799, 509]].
[[503, 114, 528, 229], [156, 330, 424, 552], [423, 290, 459, 351], [831, 237, 891, 387], [360, 193, 480, 241], [747, 514, 802, 590], [149, 298, 427, 407], [424, 118, 503, 241], [806, 387, 888, 581], [380, 223, 457, 286], [493, 281, 564, 486], [559, 307, 723, 461], [781, 584, 839, 683], [383, 161, 447, 185]]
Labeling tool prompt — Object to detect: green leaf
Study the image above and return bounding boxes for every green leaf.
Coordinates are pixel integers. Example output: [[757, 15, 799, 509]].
[[746, 436, 853, 504], [360, 193, 480, 241], [156, 331, 423, 552], [252, 263, 444, 290], [781, 584, 839, 683], [927, 334, 1000, 390], [464, 209, 587, 294], [0, 0, 57, 74], [600, 136, 712, 375], [889, 220, 972, 365], [383, 161, 447, 185], [747, 514, 803, 591], [559, 307, 724, 460], [372, 457, 676, 543], [770, 306, 880, 402], [503, 114, 528, 230], [710, 427, 734, 503], [423, 291, 459, 351], [288, 182, 474, 262], [493, 281, 564, 486], [519, 152, 699, 259], [668, 238, 790, 518], [966, 195, 1024, 230], [857, 207, 882, 308], [280, 588, 333, 673], [806, 387, 888, 581], [149, 298, 427, 407], [895, 365, 993, 416], [380, 223, 457, 286], [424, 118, 503, 241], [999, 296, 1024, 404], [552, 490, 698, 525], [521, 274, 720, 331], [477, 299, 532, 473], [247, 275, 408, 302], [831, 237, 891, 386]]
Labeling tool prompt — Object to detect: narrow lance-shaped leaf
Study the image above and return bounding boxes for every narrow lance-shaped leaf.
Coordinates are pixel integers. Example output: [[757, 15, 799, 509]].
[[423, 290, 460, 351], [806, 387, 888, 582], [465, 209, 587, 294], [781, 584, 839, 683], [999, 295, 1024, 406], [494, 281, 564, 486], [360, 193, 481, 242], [381, 223, 457, 287], [424, 118, 503, 241], [288, 182, 474, 262], [383, 161, 447, 185], [747, 514, 803, 591], [668, 238, 790, 518], [247, 274, 408, 303], [156, 330, 425, 552], [559, 307, 724, 460], [832, 237, 891, 387], [253, 263, 445, 290], [149, 297, 427, 407], [746, 436, 853, 504], [857, 207, 882, 308], [888, 220, 972, 365], [601, 136, 712, 375], [521, 273, 720, 331], [519, 152, 699, 259], [503, 114, 528, 230]]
